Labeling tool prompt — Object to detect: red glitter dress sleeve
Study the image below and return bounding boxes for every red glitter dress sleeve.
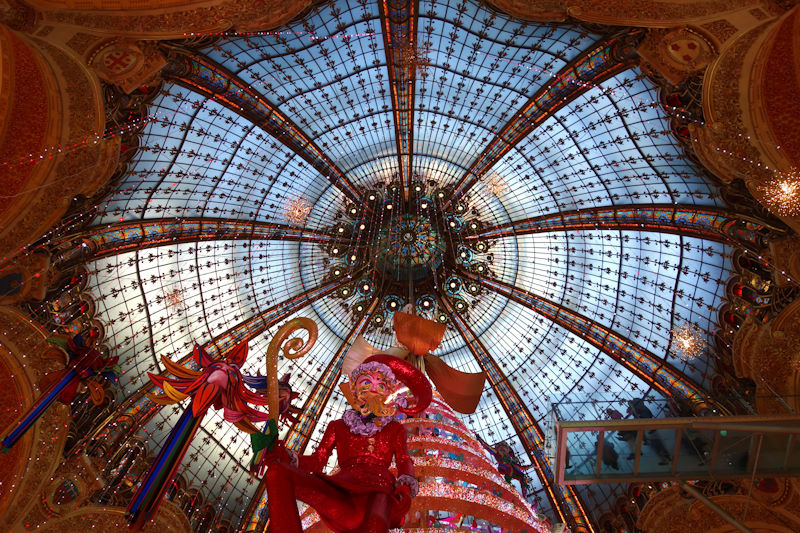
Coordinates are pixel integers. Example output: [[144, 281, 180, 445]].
[[394, 422, 414, 477]]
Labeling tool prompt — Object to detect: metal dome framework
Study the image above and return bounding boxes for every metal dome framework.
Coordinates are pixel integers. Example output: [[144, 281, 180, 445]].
[[73, 0, 770, 528]]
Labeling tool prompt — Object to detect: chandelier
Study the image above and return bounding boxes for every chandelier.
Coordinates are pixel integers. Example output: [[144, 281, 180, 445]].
[[481, 172, 508, 197], [669, 322, 706, 362], [758, 169, 800, 217], [398, 39, 432, 79], [284, 196, 313, 226]]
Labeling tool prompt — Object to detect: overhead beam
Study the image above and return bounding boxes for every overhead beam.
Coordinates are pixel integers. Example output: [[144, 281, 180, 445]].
[[469, 204, 779, 249], [440, 293, 594, 533], [240, 297, 381, 533], [52, 217, 336, 263], [379, 0, 419, 204], [460, 270, 714, 414], [445, 33, 640, 207], [163, 50, 363, 203]]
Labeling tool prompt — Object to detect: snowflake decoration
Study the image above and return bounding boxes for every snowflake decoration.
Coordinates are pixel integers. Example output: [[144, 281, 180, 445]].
[[284, 197, 312, 226], [481, 172, 508, 197], [669, 322, 706, 362], [758, 169, 800, 217]]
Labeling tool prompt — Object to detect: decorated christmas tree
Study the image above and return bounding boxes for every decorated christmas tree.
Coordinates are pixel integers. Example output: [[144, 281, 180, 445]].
[[300, 393, 551, 532]]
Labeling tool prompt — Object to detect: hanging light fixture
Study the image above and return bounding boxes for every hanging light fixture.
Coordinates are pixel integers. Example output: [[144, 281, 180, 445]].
[[669, 322, 706, 362], [163, 286, 186, 311], [284, 196, 312, 226], [481, 171, 508, 197], [398, 37, 432, 79], [758, 169, 800, 217]]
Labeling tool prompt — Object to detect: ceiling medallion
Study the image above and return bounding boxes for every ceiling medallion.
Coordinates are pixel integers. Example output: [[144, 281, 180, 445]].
[[758, 169, 800, 217], [323, 180, 495, 333], [669, 322, 706, 362]]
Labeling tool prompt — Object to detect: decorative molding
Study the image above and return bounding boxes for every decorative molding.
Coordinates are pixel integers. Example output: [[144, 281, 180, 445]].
[[487, 0, 774, 26], [638, 483, 800, 532], [40, 0, 311, 40], [732, 298, 800, 414], [87, 39, 167, 94], [30, 502, 190, 533], [0, 31, 119, 261], [0, 250, 51, 305], [638, 27, 717, 84], [768, 234, 800, 287]]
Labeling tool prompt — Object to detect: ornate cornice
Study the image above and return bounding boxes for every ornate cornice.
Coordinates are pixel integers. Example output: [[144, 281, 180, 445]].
[[38, 0, 311, 39]]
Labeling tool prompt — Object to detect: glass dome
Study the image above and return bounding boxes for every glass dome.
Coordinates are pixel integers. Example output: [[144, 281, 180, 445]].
[[83, 0, 735, 527]]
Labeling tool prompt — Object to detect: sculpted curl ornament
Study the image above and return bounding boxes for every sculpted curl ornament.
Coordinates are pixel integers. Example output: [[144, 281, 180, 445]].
[[262, 354, 432, 533]]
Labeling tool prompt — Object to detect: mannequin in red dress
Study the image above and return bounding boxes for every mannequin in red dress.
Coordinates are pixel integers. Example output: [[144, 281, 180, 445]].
[[263, 354, 432, 533]]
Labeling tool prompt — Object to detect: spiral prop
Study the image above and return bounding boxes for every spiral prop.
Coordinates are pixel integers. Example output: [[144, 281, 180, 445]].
[[248, 317, 317, 473]]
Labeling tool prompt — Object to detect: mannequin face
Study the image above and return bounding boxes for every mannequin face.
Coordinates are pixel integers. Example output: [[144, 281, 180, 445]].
[[352, 370, 396, 417]]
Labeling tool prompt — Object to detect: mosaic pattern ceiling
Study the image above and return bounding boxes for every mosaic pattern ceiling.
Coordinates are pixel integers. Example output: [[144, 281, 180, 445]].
[[82, 0, 738, 526]]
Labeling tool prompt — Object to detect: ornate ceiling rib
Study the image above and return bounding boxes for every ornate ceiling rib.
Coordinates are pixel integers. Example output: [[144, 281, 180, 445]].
[[56, 218, 336, 260], [440, 293, 593, 533], [163, 50, 363, 203], [240, 296, 381, 532], [445, 33, 640, 207], [468, 205, 776, 249], [461, 270, 714, 414], [379, 0, 419, 204], [77, 272, 364, 454]]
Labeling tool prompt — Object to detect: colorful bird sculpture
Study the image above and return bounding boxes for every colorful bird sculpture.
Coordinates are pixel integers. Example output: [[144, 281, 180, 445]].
[[126, 318, 316, 530]]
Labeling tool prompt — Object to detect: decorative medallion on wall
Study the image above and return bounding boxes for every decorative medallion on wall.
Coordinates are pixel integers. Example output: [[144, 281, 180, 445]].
[[88, 40, 167, 94], [638, 27, 716, 84]]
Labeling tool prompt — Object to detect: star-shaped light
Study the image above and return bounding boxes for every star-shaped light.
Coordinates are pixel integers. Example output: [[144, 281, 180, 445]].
[[398, 39, 432, 79], [481, 172, 508, 197], [163, 286, 186, 310]]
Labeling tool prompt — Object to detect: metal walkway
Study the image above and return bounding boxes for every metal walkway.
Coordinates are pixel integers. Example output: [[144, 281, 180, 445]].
[[551, 414, 800, 485]]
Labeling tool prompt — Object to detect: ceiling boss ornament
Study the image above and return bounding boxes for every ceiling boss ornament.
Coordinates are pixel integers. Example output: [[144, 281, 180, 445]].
[[322, 179, 495, 333]]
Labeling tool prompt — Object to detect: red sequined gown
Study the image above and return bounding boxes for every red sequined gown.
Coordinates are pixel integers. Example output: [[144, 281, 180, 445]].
[[265, 417, 414, 533]]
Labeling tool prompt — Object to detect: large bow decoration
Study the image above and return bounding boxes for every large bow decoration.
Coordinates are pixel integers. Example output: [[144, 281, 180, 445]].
[[342, 311, 486, 414]]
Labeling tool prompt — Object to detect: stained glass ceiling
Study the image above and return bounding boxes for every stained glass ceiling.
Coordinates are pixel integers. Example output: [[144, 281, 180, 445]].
[[83, 0, 736, 527]]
